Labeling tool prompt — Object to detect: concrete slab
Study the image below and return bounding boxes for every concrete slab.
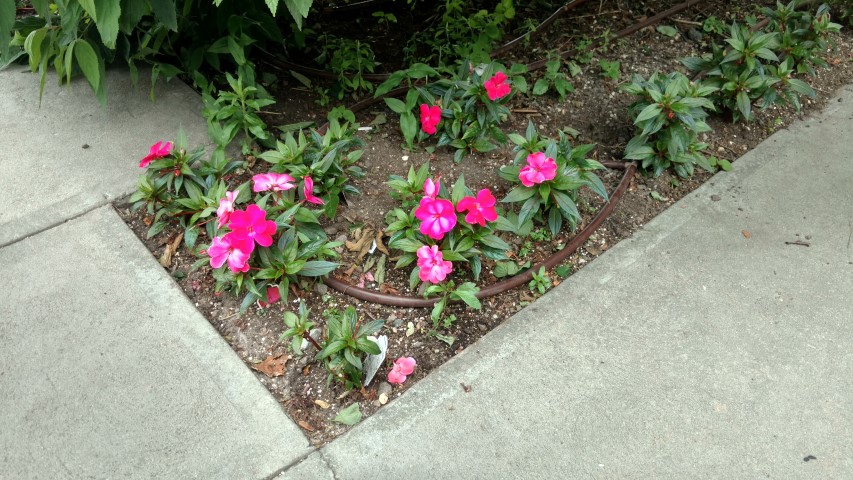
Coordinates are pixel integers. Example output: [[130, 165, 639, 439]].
[[307, 87, 853, 479], [276, 453, 336, 480], [0, 206, 312, 479], [0, 66, 209, 247]]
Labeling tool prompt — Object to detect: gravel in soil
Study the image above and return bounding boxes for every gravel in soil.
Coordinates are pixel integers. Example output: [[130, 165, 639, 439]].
[[118, 1, 853, 446]]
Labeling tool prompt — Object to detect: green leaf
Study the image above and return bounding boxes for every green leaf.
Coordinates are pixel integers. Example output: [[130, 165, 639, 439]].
[[343, 348, 362, 370], [656, 25, 678, 38], [532, 78, 549, 96], [284, 0, 312, 29], [384, 97, 408, 114], [148, 0, 178, 30], [333, 403, 362, 425], [501, 186, 535, 203], [0, 0, 16, 58], [73, 39, 101, 97], [736, 90, 751, 121], [634, 103, 662, 123], [451, 282, 481, 309], [299, 261, 338, 277], [265, 0, 279, 16]]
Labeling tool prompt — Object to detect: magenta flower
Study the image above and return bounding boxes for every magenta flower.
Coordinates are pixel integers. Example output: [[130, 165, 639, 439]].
[[457, 189, 498, 227], [228, 204, 277, 247], [301, 176, 325, 205], [484, 72, 511, 101], [252, 173, 296, 192], [216, 190, 239, 228], [416, 245, 453, 284], [419, 104, 442, 135], [387, 357, 417, 385], [139, 141, 173, 168], [414, 197, 457, 240], [208, 233, 253, 273], [257, 285, 281, 308], [423, 177, 440, 199], [519, 152, 558, 187]]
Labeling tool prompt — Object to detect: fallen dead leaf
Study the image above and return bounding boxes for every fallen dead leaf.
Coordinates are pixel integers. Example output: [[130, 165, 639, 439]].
[[742, 230, 751, 239], [378, 393, 389, 405], [314, 399, 331, 409], [302, 364, 312, 376], [460, 382, 472, 393], [251, 354, 288, 377], [142, 215, 154, 226], [159, 232, 183, 268], [298, 420, 315, 432], [375, 230, 390, 255], [361, 387, 377, 401], [379, 283, 400, 294]]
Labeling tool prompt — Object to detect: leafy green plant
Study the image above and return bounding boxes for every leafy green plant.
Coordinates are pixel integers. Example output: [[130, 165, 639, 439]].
[[258, 119, 365, 218], [280, 300, 317, 355], [316, 35, 377, 99], [528, 266, 550, 295], [501, 123, 608, 236], [621, 71, 717, 177], [763, 1, 842, 76], [703, 16, 727, 36], [532, 56, 574, 100], [200, 69, 276, 153], [425, 281, 480, 329], [315, 306, 384, 389], [598, 59, 621, 81]]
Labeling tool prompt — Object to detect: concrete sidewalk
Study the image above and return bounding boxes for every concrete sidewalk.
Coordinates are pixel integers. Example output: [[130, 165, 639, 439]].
[[1, 65, 851, 479], [280, 87, 853, 479]]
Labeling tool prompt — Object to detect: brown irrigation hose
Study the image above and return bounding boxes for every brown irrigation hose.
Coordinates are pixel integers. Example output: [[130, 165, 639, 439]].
[[323, 160, 636, 307]]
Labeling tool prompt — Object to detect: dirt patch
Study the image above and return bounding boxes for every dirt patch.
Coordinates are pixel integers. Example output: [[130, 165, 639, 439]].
[[118, 0, 853, 445]]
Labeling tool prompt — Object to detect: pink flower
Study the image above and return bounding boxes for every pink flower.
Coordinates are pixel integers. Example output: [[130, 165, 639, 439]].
[[208, 233, 253, 273], [416, 245, 453, 284], [484, 72, 511, 101], [423, 177, 440, 199], [228, 204, 277, 247], [301, 176, 325, 205], [257, 285, 281, 308], [387, 357, 417, 385], [456, 189, 498, 227], [519, 152, 558, 187], [216, 190, 239, 228], [252, 173, 296, 192], [139, 141, 172, 168], [414, 197, 457, 240], [419, 104, 442, 135]]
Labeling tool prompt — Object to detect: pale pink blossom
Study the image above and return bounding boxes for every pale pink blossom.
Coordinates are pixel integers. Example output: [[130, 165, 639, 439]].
[[216, 190, 239, 228], [414, 197, 457, 241], [208, 233, 253, 273], [387, 357, 417, 384], [484, 72, 511, 101], [423, 177, 440, 199], [456, 189, 498, 227], [416, 245, 453, 284], [301, 176, 325, 205], [419, 104, 441, 135], [139, 141, 173, 168], [228, 204, 277, 247], [519, 152, 557, 187], [252, 173, 296, 192]]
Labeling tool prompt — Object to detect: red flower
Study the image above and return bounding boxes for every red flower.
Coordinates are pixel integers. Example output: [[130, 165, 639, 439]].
[[139, 141, 172, 168], [419, 104, 442, 135], [456, 189, 498, 227], [484, 72, 511, 101], [257, 286, 281, 308]]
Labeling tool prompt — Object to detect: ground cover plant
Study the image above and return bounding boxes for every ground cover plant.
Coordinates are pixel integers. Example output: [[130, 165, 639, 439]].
[[7, 0, 852, 445]]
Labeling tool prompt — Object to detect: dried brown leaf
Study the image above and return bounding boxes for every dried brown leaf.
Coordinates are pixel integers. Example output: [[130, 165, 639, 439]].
[[314, 399, 331, 409], [158, 232, 183, 268], [375, 230, 390, 255], [298, 420, 315, 432], [251, 354, 288, 377], [742, 230, 751, 239]]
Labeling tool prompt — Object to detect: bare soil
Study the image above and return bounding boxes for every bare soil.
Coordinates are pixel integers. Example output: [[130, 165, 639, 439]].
[[118, 0, 853, 445]]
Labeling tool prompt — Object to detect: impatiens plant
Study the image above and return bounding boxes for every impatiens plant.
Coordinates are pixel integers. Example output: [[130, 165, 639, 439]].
[[387, 357, 417, 385], [316, 306, 384, 389], [501, 125, 608, 236], [621, 71, 719, 177], [385, 163, 511, 282]]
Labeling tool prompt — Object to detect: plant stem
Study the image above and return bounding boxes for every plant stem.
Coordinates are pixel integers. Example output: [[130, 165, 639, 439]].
[[303, 331, 322, 351]]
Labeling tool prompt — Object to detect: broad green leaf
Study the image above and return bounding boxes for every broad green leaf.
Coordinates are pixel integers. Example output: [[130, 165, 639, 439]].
[[0, 0, 16, 58], [73, 39, 101, 95], [384, 97, 407, 114], [333, 403, 362, 425], [656, 25, 678, 38], [284, 0, 312, 29], [634, 103, 662, 124], [265, 0, 279, 16]]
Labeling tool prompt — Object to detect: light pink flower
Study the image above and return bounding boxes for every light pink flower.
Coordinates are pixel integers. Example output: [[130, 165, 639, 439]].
[[484, 72, 511, 101], [419, 104, 442, 135], [387, 357, 417, 385], [416, 245, 453, 284], [301, 176, 325, 205], [228, 204, 277, 248], [216, 190, 239, 228], [456, 189, 498, 227], [257, 285, 281, 308], [414, 197, 457, 240], [423, 177, 440, 199], [519, 152, 558, 187], [252, 173, 296, 192], [208, 233, 253, 273], [139, 141, 173, 168]]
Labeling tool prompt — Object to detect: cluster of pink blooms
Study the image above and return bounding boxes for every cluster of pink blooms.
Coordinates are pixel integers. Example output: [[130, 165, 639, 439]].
[[208, 172, 326, 273], [139, 141, 173, 168], [418, 71, 511, 135], [484, 71, 511, 101], [412, 177, 499, 284], [419, 104, 442, 135], [387, 357, 416, 384], [519, 152, 557, 187]]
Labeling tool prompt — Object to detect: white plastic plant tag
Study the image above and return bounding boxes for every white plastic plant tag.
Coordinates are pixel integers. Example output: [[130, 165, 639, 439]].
[[363, 335, 388, 386]]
